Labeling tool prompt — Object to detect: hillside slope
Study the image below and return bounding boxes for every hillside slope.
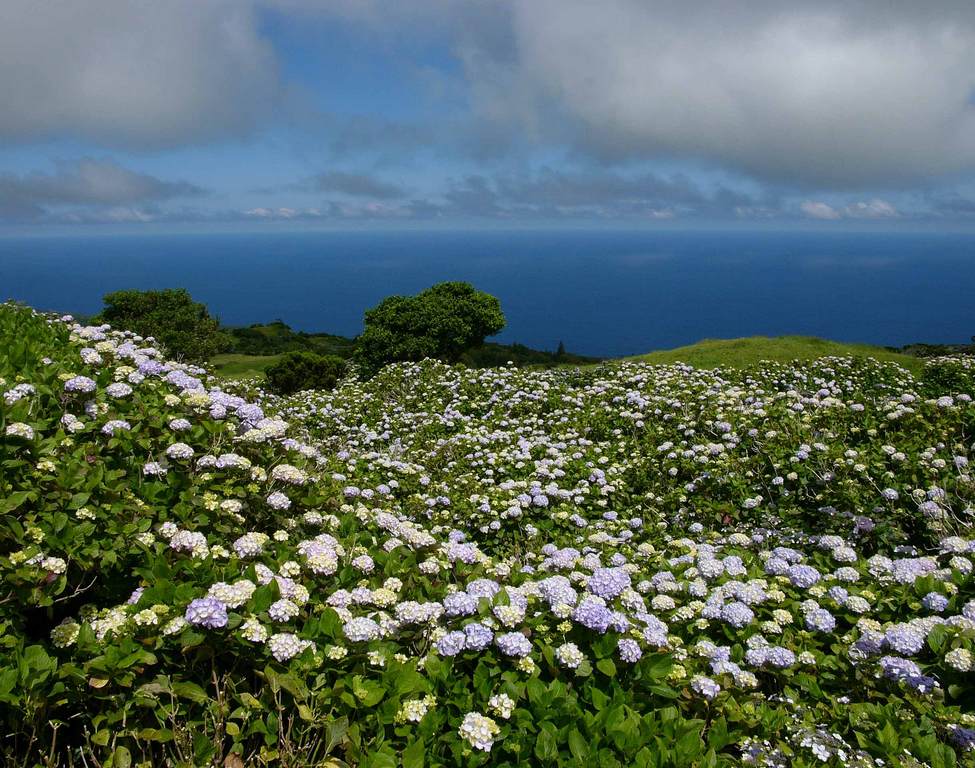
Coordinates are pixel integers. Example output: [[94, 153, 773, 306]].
[[626, 335, 922, 373]]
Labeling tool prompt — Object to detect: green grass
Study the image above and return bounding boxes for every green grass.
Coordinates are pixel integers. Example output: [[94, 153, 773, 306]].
[[210, 353, 281, 379], [212, 336, 925, 378], [625, 335, 923, 373]]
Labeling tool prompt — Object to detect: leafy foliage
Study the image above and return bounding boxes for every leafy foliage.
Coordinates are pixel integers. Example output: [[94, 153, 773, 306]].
[[265, 351, 347, 395], [99, 288, 229, 362], [354, 282, 506, 377]]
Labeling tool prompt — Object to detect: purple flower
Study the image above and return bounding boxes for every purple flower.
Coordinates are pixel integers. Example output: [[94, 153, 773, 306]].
[[853, 630, 885, 656], [921, 592, 949, 613], [185, 597, 228, 629], [466, 579, 501, 599], [617, 638, 642, 663], [587, 567, 631, 599], [885, 624, 925, 655], [766, 647, 796, 668], [495, 632, 532, 658], [126, 587, 145, 605], [573, 596, 613, 633], [880, 655, 922, 681], [435, 631, 467, 657], [720, 601, 755, 629], [691, 675, 720, 700], [64, 376, 97, 393], [805, 608, 836, 633], [443, 591, 478, 616], [538, 575, 578, 607], [948, 726, 975, 752], [787, 564, 821, 589], [464, 622, 494, 651]]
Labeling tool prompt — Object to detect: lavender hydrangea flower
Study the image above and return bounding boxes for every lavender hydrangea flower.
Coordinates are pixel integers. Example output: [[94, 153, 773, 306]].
[[435, 631, 467, 657], [495, 632, 532, 658], [587, 567, 632, 599], [691, 675, 721, 700], [720, 601, 755, 629], [64, 376, 97, 393], [617, 638, 642, 663], [948, 726, 975, 752], [443, 591, 478, 616], [921, 592, 949, 613], [464, 622, 494, 651], [805, 608, 836, 633], [266, 491, 291, 510], [185, 597, 228, 629], [344, 617, 381, 642], [884, 624, 925, 655], [787, 564, 821, 588], [573, 596, 613, 633]]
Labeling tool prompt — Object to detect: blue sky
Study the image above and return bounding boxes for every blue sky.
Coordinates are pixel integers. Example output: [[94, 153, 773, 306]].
[[2, 0, 975, 231]]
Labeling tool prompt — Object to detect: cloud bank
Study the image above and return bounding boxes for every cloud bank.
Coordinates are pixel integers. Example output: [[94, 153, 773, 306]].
[[0, 1, 280, 148], [0, 159, 205, 221]]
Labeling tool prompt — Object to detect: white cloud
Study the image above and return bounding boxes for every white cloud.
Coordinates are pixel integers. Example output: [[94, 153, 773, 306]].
[[843, 199, 898, 218], [0, 1, 280, 148], [800, 201, 842, 220], [800, 198, 898, 220], [477, 1, 975, 186], [0, 158, 204, 220]]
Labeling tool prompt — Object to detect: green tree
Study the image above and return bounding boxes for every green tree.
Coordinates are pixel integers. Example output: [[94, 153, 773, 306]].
[[354, 282, 505, 377], [99, 288, 229, 362], [265, 351, 347, 394]]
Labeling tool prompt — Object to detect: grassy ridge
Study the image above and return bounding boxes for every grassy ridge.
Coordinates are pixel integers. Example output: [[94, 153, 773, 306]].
[[625, 335, 923, 373], [211, 335, 927, 379], [210, 353, 283, 379]]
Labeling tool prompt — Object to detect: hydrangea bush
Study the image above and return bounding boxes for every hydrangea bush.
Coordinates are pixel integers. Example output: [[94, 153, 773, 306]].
[[1, 302, 974, 767]]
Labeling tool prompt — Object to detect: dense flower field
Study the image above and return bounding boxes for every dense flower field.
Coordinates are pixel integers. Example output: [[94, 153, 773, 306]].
[[1, 303, 975, 768]]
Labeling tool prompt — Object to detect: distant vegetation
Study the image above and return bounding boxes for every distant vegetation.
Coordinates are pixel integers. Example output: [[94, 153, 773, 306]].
[[91, 289, 971, 385], [354, 282, 507, 377], [264, 351, 347, 395], [94, 286, 599, 386], [98, 288, 229, 363], [226, 320, 356, 358], [895, 340, 975, 358]]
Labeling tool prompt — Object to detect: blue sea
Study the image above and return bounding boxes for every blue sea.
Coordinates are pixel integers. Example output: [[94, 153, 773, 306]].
[[0, 230, 972, 357]]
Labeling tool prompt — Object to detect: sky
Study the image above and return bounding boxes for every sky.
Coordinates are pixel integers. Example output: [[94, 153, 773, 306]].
[[2, 0, 975, 231]]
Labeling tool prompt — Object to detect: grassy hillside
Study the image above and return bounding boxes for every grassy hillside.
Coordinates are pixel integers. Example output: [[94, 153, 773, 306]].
[[212, 335, 929, 379], [626, 335, 923, 373], [226, 321, 356, 358], [211, 352, 282, 378]]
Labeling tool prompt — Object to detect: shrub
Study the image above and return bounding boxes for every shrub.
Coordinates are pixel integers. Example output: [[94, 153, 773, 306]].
[[354, 282, 505, 377], [99, 288, 229, 362], [265, 351, 347, 394]]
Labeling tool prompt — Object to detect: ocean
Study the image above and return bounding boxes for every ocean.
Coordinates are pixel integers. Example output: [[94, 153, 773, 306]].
[[0, 229, 972, 357]]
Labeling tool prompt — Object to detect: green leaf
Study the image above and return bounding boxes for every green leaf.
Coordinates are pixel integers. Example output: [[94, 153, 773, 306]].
[[596, 658, 617, 677], [0, 491, 32, 514], [172, 681, 208, 703], [403, 739, 425, 768], [568, 729, 589, 762], [112, 746, 131, 768], [92, 730, 111, 746], [534, 722, 559, 763], [351, 675, 385, 706], [325, 716, 349, 754]]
